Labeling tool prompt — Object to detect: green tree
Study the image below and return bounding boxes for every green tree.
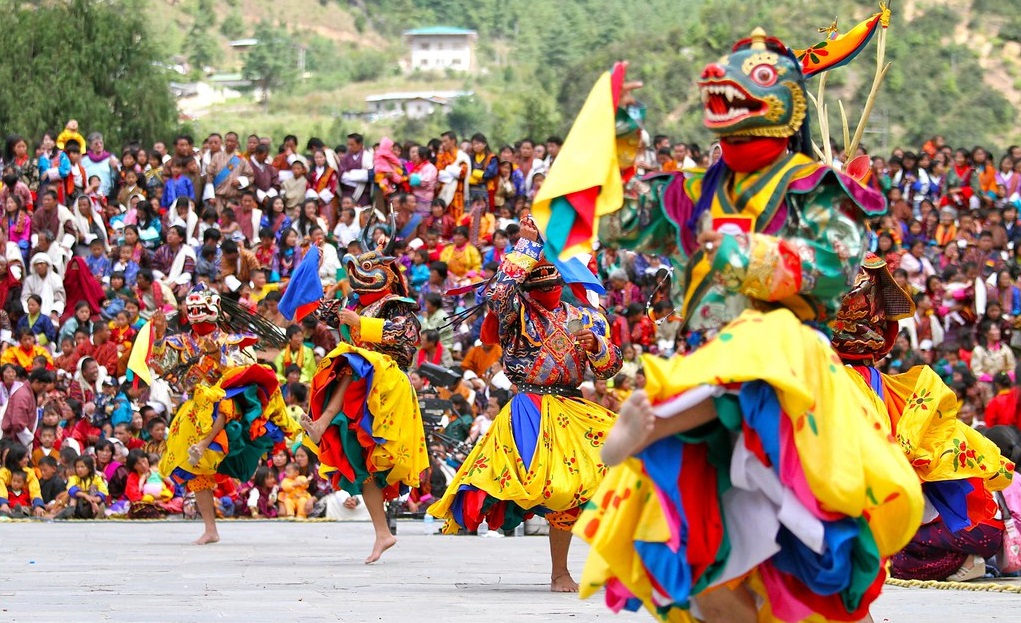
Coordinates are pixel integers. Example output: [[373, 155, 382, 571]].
[[184, 0, 220, 71], [0, 0, 177, 147], [220, 10, 245, 40], [446, 95, 489, 139], [243, 22, 299, 110]]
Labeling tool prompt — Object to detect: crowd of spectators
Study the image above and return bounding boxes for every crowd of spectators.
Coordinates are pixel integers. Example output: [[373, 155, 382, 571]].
[[1, 120, 1020, 521]]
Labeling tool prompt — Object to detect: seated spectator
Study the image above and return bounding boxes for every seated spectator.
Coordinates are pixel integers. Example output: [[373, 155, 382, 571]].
[[439, 226, 481, 280], [18, 294, 58, 348], [125, 448, 180, 519], [971, 319, 1016, 383], [58, 455, 108, 519], [1, 328, 53, 369], [416, 329, 453, 369], [275, 325, 316, 384]]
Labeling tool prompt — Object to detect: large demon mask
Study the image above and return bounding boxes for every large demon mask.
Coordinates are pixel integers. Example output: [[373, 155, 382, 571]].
[[697, 7, 890, 142], [699, 29, 808, 140], [343, 212, 409, 298], [185, 283, 221, 326]]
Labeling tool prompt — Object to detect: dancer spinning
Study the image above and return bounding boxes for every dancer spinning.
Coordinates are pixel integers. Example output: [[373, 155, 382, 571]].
[[296, 221, 428, 564], [430, 217, 622, 592], [149, 284, 301, 545], [536, 8, 927, 622], [829, 255, 1013, 582]]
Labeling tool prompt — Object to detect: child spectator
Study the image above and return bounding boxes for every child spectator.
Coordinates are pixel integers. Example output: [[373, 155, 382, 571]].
[[85, 238, 111, 284], [59, 455, 107, 519], [37, 456, 65, 512], [5, 469, 32, 516], [32, 426, 60, 466], [53, 337, 80, 375], [142, 417, 168, 460], [111, 246, 140, 288], [109, 310, 136, 352], [161, 159, 195, 209], [278, 462, 311, 518], [245, 465, 279, 518]]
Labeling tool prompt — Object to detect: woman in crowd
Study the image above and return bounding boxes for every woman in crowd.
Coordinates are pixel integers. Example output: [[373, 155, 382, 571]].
[[971, 319, 1017, 382]]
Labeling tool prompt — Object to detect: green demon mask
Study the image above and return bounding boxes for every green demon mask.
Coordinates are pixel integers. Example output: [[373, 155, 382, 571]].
[[698, 28, 808, 139]]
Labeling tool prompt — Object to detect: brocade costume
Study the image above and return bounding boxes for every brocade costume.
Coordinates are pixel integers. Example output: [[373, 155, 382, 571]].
[[155, 286, 300, 493], [305, 227, 428, 500], [430, 238, 622, 533]]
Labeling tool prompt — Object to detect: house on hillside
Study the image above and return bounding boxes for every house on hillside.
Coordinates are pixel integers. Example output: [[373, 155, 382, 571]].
[[364, 91, 473, 121], [404, 26, 477, 73]]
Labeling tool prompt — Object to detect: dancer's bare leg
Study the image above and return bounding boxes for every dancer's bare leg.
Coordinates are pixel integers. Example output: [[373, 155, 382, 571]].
[[193, 488, 220, 545], [189, 411, 227, 466], [692, 582, 756, 623], [301, 371, 353, 444], [859, 614, 876, 623], [549, 526, 579, 592], [362, 478, 397, 564], [602, 390, 718, 466]]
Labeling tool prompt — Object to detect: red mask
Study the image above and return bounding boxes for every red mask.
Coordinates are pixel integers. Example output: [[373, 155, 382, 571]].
[[720, 137, 789, 173], [529, 286, 563, 311]]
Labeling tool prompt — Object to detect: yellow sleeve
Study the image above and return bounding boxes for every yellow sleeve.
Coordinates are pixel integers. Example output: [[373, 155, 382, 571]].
[[359, 317, 385, 343]]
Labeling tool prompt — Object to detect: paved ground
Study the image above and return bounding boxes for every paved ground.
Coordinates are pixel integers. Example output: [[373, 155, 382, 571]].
[[1, 520, 1019, 622]]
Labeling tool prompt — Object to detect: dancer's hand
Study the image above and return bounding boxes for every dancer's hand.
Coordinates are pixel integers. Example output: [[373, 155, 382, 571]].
[[336, 309, 360, 327], [618, 61, 644, 107], [152, 309, 167, 339], [573, 329, 599, 353], [696, 230, 723, 259], [520, 218, 540, 243]]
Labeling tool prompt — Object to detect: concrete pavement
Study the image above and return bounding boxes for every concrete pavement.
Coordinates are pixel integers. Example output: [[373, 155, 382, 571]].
[[1, 520, 1018, 622]]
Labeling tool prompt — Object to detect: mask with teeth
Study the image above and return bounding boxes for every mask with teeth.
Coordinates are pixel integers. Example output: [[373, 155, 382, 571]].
[[698, 28, 808, 140]]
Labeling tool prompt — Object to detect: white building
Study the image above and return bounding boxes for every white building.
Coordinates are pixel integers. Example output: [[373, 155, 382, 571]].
[[404, 26, 477, 73], [364, 91, 473, 121]]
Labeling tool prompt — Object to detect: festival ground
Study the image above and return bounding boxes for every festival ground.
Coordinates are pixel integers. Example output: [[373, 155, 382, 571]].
[[1, 522, 1019, 622]]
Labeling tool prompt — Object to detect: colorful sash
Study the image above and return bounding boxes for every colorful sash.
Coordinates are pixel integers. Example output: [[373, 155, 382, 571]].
[[213, 154, 241, 189]]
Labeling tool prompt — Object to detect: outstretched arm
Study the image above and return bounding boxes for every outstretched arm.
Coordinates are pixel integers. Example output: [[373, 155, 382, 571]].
[[707, 193, 867, 312], [486, 219, 544, 336]]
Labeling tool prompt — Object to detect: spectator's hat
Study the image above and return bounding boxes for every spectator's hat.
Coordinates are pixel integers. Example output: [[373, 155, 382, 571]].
[[31, 253, 53, 267], [103, 377, 117, 387], [919, 339, 934, 352]]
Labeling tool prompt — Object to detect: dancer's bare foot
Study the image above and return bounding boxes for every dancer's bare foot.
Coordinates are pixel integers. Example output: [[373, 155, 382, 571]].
[[364, 534, 397, 564], [193, 531, 220, 545], [602, 390, 655, 466], [187, 444, 205, 467], [551, 572, 579, 593], [300, 413, 334, 445]]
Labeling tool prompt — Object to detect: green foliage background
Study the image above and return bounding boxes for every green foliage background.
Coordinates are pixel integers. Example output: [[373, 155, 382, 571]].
[[353, 0, 1021, 152], [0, 0, 178, 147]]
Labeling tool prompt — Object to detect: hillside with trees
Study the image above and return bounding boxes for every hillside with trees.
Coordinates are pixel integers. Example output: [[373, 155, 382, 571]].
[[1, 0, 1018, 150]]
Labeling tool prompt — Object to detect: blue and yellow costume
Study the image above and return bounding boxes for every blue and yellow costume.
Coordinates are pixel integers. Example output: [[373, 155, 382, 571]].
[[430, 238, 622, 532], [304, 232, 429, 500], [156, 287, 301, 492], [565, 10, 929, 622]]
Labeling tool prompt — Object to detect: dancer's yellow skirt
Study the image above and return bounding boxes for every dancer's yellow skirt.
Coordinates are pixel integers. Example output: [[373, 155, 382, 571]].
[[574, 309, 924, 622], [431, 392, 616, 532], [304, 342, 428, 500], [161, 364, 301, 488]]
